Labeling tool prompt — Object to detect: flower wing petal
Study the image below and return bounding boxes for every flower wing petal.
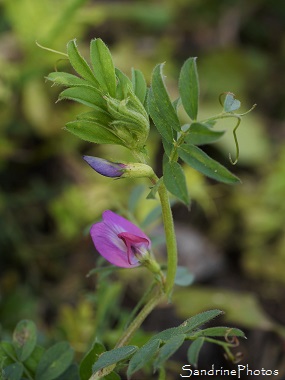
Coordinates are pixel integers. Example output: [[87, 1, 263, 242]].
[[103, 210, 151, 246], [90, 221, 140, 268]]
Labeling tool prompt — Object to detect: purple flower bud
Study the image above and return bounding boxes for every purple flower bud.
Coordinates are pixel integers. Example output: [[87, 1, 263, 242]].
[[83, 156, 126, 178], [90, 210, 151, 268]]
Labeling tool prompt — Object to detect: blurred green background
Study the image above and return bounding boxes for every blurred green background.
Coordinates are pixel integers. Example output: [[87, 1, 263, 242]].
[[1, 0, 285, 377]]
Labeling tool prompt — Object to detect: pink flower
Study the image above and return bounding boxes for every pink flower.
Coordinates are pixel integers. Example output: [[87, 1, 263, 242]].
[[91, 210, 151, 268]]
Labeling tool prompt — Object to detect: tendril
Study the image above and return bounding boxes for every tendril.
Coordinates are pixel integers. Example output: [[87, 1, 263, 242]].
[[238, 103, 257, 116], [229, 116, 241, 165], [36, 41, 68, 57], [228, 103, 256, 165], [225, 333, 240, 346]]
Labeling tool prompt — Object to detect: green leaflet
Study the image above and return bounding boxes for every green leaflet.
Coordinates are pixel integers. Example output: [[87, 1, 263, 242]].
[[187, 337, 204, 367], [163, 161, 189, 205], [3, 363, 24, 380], [162, 138, 173, 157], [180, 309, 224, 333], [131, 68, 147, 105], [194, 326, 245, 338], [58, 87, 107, 111], [179, 57, 199, 120], [153, 334, 186, 371], [76, 110, 113, 125], [127, 339, 161, 378], [150, 326, 185, 343], [67, 40, 99, 87], [148, 89, 172, 143], [148, 63, 180, 143], [90, 39, 116, 97], [0, 341, 16, 367], [178, 144, 240, 184], [46, 72, 89, 87], [92, 346, 137, 374], [79, 341, 105, 380], [184, 122, 225, 145], [12, 320, 37, 362], [35, 342, 74, 380], [57, 364, 80, 380], [23, 345, 45, 376], [150, 310, 224, 343], [65, 120, 124, 145]]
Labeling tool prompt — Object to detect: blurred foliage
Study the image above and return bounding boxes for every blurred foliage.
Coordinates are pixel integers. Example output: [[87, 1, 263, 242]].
[[173, 287, 285, 337], [1, 0, 285, 375]]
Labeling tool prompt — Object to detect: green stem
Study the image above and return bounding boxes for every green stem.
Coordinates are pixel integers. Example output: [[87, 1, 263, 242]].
[[148, 171, 178, 295], [157, 181, 178, 295]]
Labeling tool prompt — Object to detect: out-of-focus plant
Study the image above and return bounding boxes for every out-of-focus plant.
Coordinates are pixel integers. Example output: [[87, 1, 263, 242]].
[[235, 145, 285, 283], [0, 38, 255, 379]]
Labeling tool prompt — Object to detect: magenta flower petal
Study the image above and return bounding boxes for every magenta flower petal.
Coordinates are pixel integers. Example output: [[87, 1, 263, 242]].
[[103, 211, 151, 242], [90, 210, 151, 268], [91, 221, 136, 267], [83, 156, 126, 177]]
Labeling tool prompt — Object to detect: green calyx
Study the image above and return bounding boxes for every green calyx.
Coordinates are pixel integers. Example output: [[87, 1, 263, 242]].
[[122, 163, 154, 179]]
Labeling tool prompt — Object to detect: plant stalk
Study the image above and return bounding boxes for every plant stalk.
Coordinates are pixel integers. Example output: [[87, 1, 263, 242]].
[[156, 181, 178, 295]]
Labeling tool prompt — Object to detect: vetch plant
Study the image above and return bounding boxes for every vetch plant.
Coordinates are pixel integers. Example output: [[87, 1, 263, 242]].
[[0, 39, 255, 380]]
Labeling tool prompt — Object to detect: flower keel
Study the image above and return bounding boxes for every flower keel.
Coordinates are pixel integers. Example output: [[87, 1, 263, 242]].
[[118, 232, 149, 265]]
